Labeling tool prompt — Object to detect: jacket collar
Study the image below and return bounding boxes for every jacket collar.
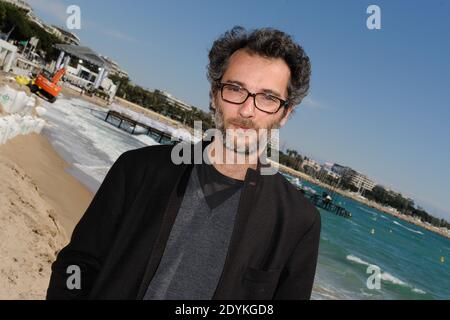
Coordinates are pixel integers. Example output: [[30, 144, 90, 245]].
[[190, 139, 266, 186]]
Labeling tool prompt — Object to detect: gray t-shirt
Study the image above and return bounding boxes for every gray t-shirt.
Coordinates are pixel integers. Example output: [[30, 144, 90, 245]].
[[143, 164, 243, 300]]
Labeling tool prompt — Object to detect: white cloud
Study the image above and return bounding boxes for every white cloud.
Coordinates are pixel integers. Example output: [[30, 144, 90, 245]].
[[301, 96, 329, 110], [100, 29, 138, 43]]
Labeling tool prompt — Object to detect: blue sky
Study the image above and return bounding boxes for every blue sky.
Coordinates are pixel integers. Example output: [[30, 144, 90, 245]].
[[27, 0, 450, 220]]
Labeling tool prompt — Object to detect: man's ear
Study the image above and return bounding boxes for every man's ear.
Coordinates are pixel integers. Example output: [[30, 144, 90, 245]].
[[279, 105, 294, 127]]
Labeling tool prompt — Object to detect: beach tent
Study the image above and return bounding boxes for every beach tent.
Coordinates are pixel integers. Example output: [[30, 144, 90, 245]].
[[53, 44, 112, 89]]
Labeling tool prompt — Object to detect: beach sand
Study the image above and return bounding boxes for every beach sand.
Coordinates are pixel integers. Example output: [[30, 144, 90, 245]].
[[0, 133, 93, 299]]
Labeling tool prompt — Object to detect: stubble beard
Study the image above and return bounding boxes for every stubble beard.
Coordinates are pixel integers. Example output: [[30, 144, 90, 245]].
[[213, 100, 280, 156]]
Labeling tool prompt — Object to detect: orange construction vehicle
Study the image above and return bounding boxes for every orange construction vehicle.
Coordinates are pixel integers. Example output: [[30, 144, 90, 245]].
[[29, 67, 66, 103]]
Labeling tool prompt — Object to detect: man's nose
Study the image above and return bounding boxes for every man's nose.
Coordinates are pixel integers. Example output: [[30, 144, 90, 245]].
[[239, 95, 256, 118]]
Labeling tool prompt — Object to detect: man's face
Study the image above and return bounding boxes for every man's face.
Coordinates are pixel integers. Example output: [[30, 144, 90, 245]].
[[213, 49, 292, 154]]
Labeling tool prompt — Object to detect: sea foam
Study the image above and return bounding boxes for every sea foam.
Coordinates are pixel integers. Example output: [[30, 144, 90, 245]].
[[393, 221, 424, 235], [346, 254, 426, 294]]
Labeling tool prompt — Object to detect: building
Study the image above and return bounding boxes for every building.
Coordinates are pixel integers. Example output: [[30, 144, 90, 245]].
[[154, 90, 193, 112], [268, 133, 280, 151], [52, 26, 81, 46], [27, 12, 63, 39], [344, 169, 376, 193], [53, 44, 112, 90], [331, 163, 351, 176], [318, 167, 341, 181], [312, 161, 376, 193], [0, 38, 17, 72], [322, 162, 334, 170], [301, 158, 322, 173], [101, 56, 129, 78], [25, 11, 46, 29]]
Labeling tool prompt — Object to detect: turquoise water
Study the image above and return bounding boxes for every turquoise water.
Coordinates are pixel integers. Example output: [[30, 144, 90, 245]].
[[290, 178, 450, 300]]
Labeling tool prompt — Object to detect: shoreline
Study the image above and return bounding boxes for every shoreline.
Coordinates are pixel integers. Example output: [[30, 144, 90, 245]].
[[0, 133, 93, 299], [274, 161, 450, 240], [61, 85, 193, 134], [0, 133, 94, 236]]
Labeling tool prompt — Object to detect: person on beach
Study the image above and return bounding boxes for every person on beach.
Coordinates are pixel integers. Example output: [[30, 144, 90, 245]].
[[47, 26, 321, 300]]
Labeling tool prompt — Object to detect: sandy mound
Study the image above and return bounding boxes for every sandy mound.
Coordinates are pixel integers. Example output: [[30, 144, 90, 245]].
[[0, 156, 68, 300]]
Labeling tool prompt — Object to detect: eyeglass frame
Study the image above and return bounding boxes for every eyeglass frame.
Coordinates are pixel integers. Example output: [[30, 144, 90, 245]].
[[215, 82, 290, 114]]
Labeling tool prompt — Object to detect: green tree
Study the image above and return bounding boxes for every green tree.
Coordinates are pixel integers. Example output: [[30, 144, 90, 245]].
[[0, 2, 60, 61]]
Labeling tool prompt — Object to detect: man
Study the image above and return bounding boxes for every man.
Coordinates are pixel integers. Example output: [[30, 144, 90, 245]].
[[47, 26, 321, 300]]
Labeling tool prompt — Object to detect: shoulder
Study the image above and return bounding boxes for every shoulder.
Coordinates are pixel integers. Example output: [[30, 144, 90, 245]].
[[110, 144, 177, 185], [119, 144, 174, 166], [119, 141, 200, 167]]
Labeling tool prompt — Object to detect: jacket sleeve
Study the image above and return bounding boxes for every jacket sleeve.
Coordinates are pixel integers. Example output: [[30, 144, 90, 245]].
[[46, 152, 128, 299], [274, 210, 321, 300]]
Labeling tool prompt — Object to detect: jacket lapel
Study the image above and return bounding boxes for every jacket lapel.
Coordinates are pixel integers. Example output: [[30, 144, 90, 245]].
[[212, 168, 260, 299], [136, 141, 209, 298], [136, 163, 193, 299]]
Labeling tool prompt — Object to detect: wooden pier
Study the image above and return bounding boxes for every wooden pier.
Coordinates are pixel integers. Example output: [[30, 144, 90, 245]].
[[300, 189, 352, 218], [104, 110, 176, 145]]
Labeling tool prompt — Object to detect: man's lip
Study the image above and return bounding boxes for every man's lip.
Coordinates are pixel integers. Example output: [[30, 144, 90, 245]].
[[230, 123, 251, 130]]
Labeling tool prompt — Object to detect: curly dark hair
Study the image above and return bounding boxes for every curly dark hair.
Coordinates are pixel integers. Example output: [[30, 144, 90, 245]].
[[207, 26, 311, 109]]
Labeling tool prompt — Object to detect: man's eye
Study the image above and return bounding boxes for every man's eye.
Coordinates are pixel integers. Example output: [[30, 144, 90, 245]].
[[263, 94, 278, 102], [228, 85, 241, 92]]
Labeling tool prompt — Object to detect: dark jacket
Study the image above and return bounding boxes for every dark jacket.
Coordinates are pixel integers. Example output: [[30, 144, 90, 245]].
[[47, 143, 321, 300]]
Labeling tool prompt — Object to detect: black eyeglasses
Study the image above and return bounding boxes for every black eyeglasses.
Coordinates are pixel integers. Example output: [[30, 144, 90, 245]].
[[217, 82, 289, 114]]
